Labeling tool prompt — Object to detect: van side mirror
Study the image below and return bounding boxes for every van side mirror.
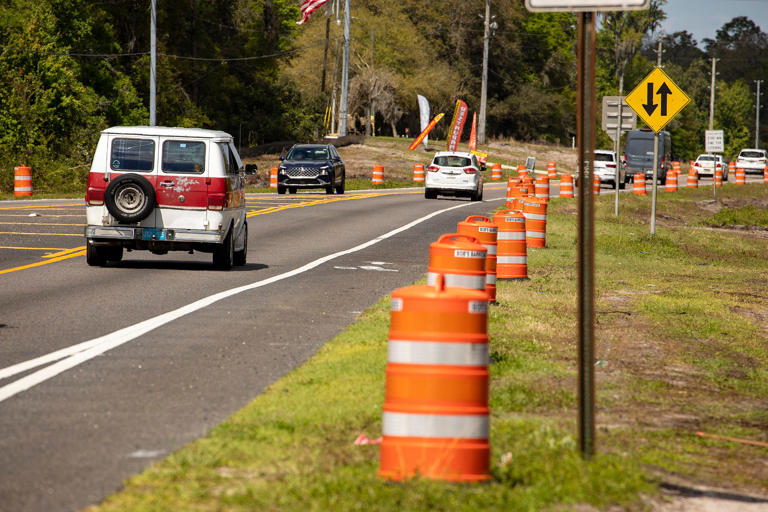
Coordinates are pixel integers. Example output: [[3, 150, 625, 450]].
[[245, 164, 258, 175]]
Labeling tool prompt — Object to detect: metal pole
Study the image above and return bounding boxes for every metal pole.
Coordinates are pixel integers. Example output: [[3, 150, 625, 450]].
[[478, 0, 490, 145], [338, 0, 350, 137], [710, 58, 717, 199], [756, 80, 762, 148], [150, 0, 157, 126], [321, 17, 330, 93], [576, 11, 596, 460], [650, 39, 662, 235], [614, 76, 623, 217]]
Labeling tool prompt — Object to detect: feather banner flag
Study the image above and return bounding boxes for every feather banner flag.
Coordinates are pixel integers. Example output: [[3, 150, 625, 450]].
[[297, 0, 329, 25], [409, 113, 445, 151], [417, 95, 430, 150], [445, 99, 469, 151], [468, 112, 477, 152]]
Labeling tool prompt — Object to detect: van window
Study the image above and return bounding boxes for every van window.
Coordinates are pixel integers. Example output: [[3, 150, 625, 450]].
[[111, 138, 155, 172], [626, 138, 654, 158], [162, 141, 206, 174]]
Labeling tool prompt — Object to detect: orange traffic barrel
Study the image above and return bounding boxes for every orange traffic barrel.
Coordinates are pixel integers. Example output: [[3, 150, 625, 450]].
[[735, 167, 745, 185], [687, 167, 698, 189], [426, 233, 487, 295], [491, 162, 502, 180], [715, 168, 723, 187], [559, 173, 574, 198], [547, 161, 557, 179], [492, 209, 527, 280], [517, 164, 528, 179], [728, 161, 736, 178], [592, 174, 600, 196], [457, 216, 498, 304], [523, 198, 547, 249], [673, 161, 681, 175], [633, 173, 647, 195], [379, 274, 490, 482], [372, 165, 384, 185], [269, 167, 278, 189], [413, 163, 425, 183], [13, 166, 32, 197], [665, 170, 678, 192], [534, 174, 549, 201], [764, 166, 768, 183]]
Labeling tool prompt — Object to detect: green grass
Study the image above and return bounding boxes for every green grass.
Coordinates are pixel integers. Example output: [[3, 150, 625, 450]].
[[85, 183, 768, 511]]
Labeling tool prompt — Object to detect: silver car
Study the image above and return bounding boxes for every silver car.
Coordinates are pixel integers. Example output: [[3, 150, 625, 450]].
[[424, 151, 484, 201]]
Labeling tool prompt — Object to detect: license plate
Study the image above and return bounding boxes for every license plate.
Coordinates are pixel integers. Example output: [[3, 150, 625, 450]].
[[142, 228, 166, 241]]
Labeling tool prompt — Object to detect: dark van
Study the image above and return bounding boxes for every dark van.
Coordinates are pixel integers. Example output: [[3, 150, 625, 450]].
[[623, 129, 672, 184]]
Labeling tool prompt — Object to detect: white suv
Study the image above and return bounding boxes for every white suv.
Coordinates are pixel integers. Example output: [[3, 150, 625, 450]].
[[84, 126, 257, 269], [593, 149, 625, 188], [735, 149, 767, 174], [425, 151, 483, 201]]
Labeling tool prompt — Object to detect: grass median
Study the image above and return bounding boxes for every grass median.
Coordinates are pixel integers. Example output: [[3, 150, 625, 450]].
[[87, 183, 768, 511]]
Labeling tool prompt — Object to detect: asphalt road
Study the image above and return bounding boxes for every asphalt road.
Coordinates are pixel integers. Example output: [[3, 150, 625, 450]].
[[0, 186, 506, 512]]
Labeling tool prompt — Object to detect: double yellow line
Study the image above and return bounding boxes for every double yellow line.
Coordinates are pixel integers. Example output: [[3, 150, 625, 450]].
[[0, 246, 86, 275]]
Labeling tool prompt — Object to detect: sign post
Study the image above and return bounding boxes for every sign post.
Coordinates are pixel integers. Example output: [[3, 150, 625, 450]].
[[705, 129, 724, 199], [602, 96, 635, 216], [625, 67, 690, 235]]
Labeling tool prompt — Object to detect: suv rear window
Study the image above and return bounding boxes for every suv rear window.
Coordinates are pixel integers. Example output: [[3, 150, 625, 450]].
[[594, 153, 614, 162], [162, 141, 206, 174], [434, 156, 472, 167], [111, 138, 155, 172], [739, 150, 765, 159]]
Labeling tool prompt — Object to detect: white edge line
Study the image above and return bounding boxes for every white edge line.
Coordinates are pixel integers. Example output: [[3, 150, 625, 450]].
[[0, 200, 482, 403]]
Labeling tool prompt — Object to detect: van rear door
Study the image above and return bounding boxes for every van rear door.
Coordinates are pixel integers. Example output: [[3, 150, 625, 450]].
[[155, 138, 209, 230], [105, 134, 159, 227]]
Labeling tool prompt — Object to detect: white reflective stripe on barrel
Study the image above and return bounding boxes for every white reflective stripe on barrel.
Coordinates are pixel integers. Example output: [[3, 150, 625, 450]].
[[427, 272, 486, 290], [382, 412, 489, 439], [14, 187, 32, 191], [497, 232, 526, 241], [15, 176, 32, 181], [387, 340, 489, 366], [482, 244, 497, 255], [497, 256, 527, 264], [526, 231, 545, 239], [524, 213, 547, 220], [486, 274, 496, 285]]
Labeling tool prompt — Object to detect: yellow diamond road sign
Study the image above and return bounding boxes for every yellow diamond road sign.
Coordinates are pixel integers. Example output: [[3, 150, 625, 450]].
[[625, 67, 690, 133]]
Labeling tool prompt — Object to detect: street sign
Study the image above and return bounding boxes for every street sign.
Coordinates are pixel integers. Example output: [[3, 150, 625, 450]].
[[525, 0, 649, 11], [601, 96, 636, 141], [625, 67, 690, 133], [705, 130, 724, 153]]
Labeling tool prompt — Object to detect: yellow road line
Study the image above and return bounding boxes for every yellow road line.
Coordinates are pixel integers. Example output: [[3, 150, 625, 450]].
[[0, 250, 86, 275], [0, 203, 83, 210], [0, 214, 85, 218], [0, 222, 85, 227], [0, 231, 82, 237], [43, 246, 87, 258], [0, 246, 69, 251]]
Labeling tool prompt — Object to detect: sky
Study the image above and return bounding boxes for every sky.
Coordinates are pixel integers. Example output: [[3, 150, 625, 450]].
[[659, 0, 768, 45]]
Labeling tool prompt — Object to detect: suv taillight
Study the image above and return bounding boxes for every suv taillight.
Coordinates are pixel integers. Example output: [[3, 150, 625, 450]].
[[606, 163, 616, 168], [463, 168, 477, 174], [428, 165, 439, 172]]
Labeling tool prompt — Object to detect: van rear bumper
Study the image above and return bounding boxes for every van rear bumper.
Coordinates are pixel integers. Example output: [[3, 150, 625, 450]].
[[85, 225, 224, 244]]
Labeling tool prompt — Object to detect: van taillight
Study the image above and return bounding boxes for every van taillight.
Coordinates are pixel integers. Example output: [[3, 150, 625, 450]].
[[463, 168, 477, 174], [86, 187, 105, 205], [207, 193, 226, 210]]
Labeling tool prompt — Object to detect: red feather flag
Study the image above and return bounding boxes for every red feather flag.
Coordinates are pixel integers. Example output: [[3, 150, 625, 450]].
[[468, 112, 477, 151]]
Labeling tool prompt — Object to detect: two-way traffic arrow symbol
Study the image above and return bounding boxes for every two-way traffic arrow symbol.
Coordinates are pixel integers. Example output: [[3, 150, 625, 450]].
[[642, 82, 674, 116]]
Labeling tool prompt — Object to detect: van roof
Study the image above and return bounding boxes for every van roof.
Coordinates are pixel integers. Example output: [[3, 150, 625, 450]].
[[102, 126, 232, 140]]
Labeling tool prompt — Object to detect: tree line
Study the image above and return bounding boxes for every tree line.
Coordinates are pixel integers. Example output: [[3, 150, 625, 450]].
[[0, 0, 766, 192]]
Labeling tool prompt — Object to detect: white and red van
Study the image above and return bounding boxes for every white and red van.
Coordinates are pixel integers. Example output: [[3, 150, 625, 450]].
[[84, 126, 256, 269]]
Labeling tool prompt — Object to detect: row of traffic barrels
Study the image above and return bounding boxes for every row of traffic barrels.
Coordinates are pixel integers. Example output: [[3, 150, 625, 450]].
[[379, 205, 549, 482]]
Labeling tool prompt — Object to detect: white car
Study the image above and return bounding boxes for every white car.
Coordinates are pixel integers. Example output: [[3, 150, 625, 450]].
[[692, 154, 726, 179], [735, 148, 767, 174], [425, 151, 483, 201], [84, 126, 257, 269], [593, 149, 625, 189]]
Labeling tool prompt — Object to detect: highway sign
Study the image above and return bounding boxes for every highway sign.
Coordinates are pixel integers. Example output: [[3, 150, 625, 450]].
[[625, 67, 690, 133], [601, 96, 636, 141], [525, 0, 649, 11], [705, 130, 724, 153]]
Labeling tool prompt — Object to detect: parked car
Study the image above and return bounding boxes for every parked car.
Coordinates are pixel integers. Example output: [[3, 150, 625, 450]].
[[735, 148, 767, 174], [623, 128, 672, 184], [593, 149, 625, 189], [424, 151, 484, 201], [84, 126, 256, 269], [277, 143, 345, 195], [692, 154, 726, 179]]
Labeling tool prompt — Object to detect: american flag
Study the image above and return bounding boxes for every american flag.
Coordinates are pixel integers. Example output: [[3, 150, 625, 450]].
[[296, 0, 329, 25]]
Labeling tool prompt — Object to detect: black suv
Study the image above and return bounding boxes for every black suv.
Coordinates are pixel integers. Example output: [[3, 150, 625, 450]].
[[277, 144, 345, 195]]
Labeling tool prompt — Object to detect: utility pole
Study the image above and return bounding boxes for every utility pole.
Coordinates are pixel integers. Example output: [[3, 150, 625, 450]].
[[478, 0, 491, 144], [755, 80, 762, 148], [149, 0, 157, 126], [321, 17, 330, 93], [338, 0, 350, 137], [709, 57, 717, 131]]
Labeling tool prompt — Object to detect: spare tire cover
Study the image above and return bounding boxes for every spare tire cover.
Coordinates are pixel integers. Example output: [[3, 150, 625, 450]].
[[104, 173, 156, 224]]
